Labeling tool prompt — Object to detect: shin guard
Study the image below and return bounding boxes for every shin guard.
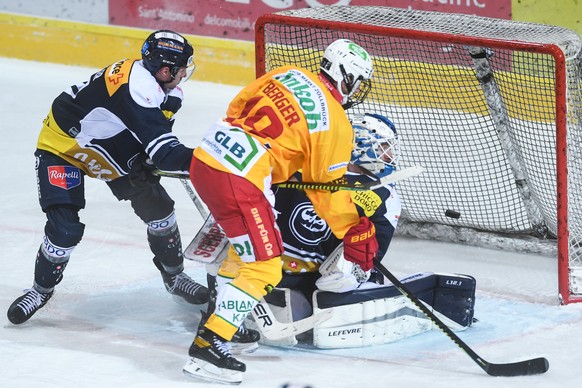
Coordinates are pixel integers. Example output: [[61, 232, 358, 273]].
[[34, 244, 70, 292], [148, 212, 184, 274]]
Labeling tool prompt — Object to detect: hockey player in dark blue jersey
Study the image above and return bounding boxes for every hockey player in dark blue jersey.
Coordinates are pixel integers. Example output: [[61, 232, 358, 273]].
[[274, 112, 401, 294], [7, 30, 209, 325], [248, 113, 476, 348]]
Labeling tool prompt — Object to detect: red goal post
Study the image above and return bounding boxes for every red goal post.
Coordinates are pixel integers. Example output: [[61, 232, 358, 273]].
[[255, 6, 582, 304]]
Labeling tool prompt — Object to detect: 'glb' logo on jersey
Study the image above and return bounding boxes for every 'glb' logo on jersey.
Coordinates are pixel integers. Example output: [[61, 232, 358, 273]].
[[47, 166, 81, 190], [213, 129, 259, 172]]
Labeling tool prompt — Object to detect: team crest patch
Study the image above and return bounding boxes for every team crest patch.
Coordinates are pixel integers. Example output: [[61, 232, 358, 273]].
[[47, 166, 81, 190], [289, 202, 332, 245]]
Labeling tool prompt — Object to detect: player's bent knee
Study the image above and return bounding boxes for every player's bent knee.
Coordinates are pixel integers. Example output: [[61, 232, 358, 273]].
[[44, 206, 85, 248], [255, 256, 283, 290], [234, 256, 283, 298]]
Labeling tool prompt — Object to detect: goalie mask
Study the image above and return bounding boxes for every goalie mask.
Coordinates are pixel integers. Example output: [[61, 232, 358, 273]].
[[320, 39, 373, 109], [351, 113, 399, 178], [141, 30, 195, 83]]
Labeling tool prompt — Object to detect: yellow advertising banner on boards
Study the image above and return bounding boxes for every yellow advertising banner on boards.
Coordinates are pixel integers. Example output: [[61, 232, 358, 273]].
[[0, 0, 580, 86]]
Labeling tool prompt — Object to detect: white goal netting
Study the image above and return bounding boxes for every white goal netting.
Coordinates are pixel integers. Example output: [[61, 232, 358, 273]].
[[256, 6, 582, 303]]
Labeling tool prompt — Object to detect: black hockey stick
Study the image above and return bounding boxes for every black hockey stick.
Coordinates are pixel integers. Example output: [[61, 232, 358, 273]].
[[373, 259, 549, 377], [154, 165, 423, 191]]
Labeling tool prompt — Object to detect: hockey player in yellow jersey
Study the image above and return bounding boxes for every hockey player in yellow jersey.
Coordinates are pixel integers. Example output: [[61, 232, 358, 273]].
[[184, 39, 378, 384], [7, 30, 209, 326]]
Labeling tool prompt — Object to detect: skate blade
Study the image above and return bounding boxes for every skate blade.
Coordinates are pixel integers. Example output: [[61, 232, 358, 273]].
[[230, 341, 259, 355], [171, 294, 208, 307], [183, 358, 243, 385]]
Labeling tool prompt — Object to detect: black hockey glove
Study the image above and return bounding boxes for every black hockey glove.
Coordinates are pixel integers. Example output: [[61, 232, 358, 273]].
[[129, 154, 160, 188]]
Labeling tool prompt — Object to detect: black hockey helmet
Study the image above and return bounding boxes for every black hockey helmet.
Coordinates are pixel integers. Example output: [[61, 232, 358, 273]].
[[141, 30, 195, 81]]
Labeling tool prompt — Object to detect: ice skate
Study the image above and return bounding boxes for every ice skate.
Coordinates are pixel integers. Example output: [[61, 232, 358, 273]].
[[183, 327, 246, 385], [7, 288, 53, 324], [230, 322, 260, 355]]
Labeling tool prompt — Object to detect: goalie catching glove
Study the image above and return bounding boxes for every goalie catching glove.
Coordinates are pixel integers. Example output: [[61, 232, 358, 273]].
[[342, 216, 378, 271]]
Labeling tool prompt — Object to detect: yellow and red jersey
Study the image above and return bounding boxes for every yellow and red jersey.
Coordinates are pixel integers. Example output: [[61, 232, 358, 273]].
[[194, 65, 359, 237]]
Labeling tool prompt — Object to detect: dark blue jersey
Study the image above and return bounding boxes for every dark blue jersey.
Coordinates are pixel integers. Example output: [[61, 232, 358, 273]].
[[37, 59, 192, 181], [274, 171, 401, 274]]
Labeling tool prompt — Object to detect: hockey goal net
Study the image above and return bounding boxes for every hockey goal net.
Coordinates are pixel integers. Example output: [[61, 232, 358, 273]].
[[255, 6, 582, 304]]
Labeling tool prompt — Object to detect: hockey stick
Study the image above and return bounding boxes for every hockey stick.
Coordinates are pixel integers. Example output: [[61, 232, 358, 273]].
[[176, 163, 420, 262], [179, 178, 208, 219], [373, 259, 549, 376], [183, 212, 229, 264], [155, 165, 424, 191], [252, 299, 333, 340]]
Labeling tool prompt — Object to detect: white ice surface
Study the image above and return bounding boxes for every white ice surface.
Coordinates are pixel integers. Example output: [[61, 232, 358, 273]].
[[1, 58, 581, 388]]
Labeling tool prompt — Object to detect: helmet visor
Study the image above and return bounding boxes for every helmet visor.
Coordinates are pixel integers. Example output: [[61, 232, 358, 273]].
[[181, 55, 196, 83]]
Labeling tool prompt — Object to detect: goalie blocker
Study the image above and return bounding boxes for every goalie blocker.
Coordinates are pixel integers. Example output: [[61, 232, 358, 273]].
[[245, 272, 476, 348]]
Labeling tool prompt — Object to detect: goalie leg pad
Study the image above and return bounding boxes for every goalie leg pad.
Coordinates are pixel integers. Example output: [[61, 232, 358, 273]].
[[310, 272, 474, 348], [432, 274, 476, 328], [312, 291, 432, 349]]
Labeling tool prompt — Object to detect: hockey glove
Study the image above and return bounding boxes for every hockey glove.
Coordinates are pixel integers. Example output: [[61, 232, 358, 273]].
[[129, 154, 160, 188], [342, 217, 378, 272]]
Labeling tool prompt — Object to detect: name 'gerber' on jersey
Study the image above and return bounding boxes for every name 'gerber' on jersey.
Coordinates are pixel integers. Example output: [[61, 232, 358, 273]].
[[184, 39, 376, 384]]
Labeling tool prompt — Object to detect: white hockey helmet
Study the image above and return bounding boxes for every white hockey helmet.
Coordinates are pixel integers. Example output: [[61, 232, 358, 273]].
[[320, 39, 373, 109], [351, 113, 399, 178]]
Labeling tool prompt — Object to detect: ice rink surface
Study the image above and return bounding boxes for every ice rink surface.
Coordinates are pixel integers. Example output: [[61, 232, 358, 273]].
[[1, 58, 581, 387]]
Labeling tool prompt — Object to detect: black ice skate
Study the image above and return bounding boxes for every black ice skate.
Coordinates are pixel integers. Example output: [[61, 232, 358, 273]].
[[199, 305, 260, 355], [183, 327, 246, 385], [230, 322, 260, 355], [154, 259, 209, 305], [161, 271, 209, 305], [7, 288, 54, 324]]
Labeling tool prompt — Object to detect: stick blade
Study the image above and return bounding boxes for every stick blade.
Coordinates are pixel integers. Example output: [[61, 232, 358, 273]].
[[485, 357, 549, 376]]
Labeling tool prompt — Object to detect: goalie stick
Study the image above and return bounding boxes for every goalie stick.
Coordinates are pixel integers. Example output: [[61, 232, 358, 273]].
[[373, 259, 549, 377], [183, 211, 229, 264], [252, 299, 333, 341], [155, 165, 424, 191]]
